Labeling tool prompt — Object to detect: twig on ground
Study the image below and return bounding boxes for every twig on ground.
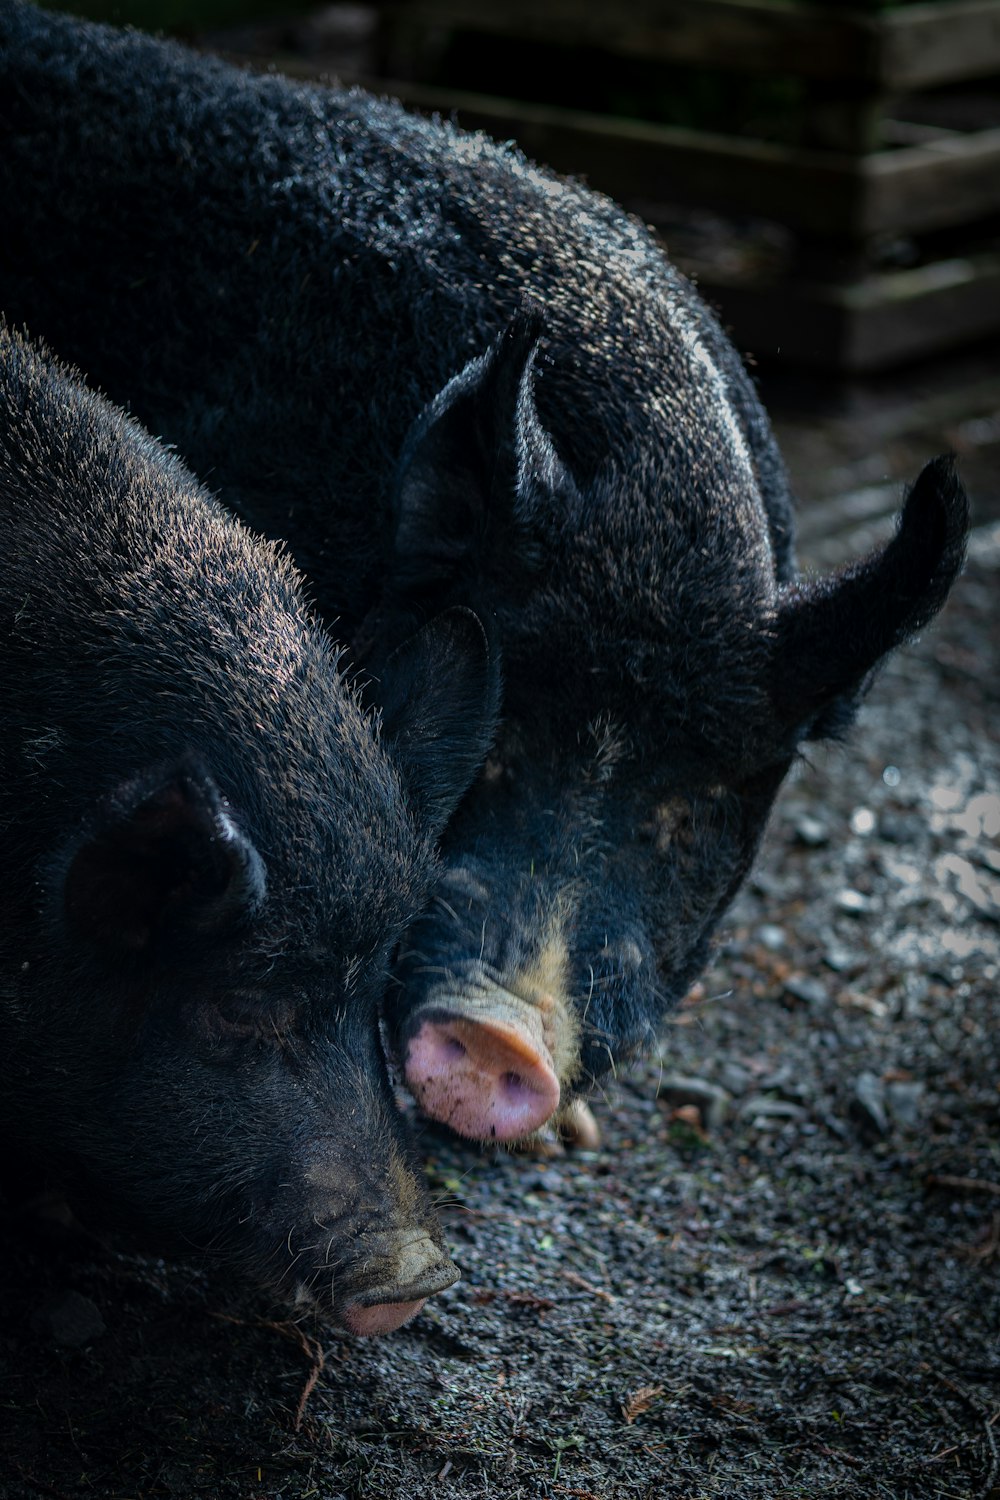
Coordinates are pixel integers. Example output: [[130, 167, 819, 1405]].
[[960, 1212, 1000, 1264], [980, 1406, 999, 1500], [926, 1174, 1000, 1199], [621, 1384, 665, 1425], [928, 1368, 1000, 1497], [562, 1269, 616, 1304], [208, 1310, 325, 1430], [11, 1467, 73, 1500]]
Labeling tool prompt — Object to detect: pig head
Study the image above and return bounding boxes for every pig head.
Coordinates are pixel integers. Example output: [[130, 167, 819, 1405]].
[[0, 327, 498, 1329], [375, 325, 969, 1140]]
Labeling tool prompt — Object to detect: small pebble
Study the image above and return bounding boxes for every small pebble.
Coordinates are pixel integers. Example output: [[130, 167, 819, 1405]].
[[886, 1081, 925, 1129], [33, 1291, 106, 1348], [657, 1075, 732, 1131], [784, 975, 829, 1008], [795, 816, 830, 848], [850, 1072, 888, 1136], [739, 1097, 807, 1124], [823, 945, 856, 974], [755, 924, 786, 951], [717, 1061, 751, 1097], [836, 888, 872, 915]]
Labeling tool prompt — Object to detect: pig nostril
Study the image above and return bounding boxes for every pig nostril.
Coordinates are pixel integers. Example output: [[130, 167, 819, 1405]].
[[443, 1036, 467, 1060]]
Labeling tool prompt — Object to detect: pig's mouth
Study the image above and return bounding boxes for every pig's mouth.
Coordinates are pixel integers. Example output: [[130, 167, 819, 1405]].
[[341, 1252, 461, 1335], [293, 1227, 460, 1336]]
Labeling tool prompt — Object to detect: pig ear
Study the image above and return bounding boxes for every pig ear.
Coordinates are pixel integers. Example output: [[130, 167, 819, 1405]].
[[390, 313, 568, 598], [375, 607, 501, 835], [771, 455, 969, 741], [63, 760, 266, 955]]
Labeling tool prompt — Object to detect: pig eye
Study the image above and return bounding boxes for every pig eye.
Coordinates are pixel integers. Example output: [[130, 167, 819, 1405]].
[[481, 727, 527, 787], [194, 993, 298, 1044], [482, 754, 515, 786], [640, 798, 693, 855], [212, 997, 263, 1039]]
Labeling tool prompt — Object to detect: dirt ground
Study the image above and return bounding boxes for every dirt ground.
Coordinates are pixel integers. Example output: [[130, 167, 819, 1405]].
[[2, 29, 1000, 1499]]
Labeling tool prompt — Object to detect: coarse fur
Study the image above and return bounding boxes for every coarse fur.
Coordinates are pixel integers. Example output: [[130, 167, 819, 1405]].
[[0, 3, 969, 1114], [0, 324, 497, 1319]]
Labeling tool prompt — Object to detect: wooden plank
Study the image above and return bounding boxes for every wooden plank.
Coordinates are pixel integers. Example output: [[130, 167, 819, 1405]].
[[230, 52, 1000, 371], [380, 1, 879, 80], [881, 0, 1000, 89], [272, 62, 1000, 240], [703, 254, 1000, 371], [270, 62, 870, 235], [381, 0, 1000, 87], [863, 128, 1000, 235]]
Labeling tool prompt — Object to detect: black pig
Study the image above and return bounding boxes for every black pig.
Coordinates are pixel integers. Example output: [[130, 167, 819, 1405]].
[[0, 323, 498, 1331], [0, 3, 969, 1143]]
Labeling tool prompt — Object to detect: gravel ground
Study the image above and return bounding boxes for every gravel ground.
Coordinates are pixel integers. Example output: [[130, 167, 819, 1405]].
[[1, 404, 997, 1499]]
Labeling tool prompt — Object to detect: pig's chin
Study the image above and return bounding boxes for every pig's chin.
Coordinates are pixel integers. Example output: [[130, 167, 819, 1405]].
[[399, 974, 579, 1142], [341, 1296, 427, 1336], [291, 1281, 429, 1335]]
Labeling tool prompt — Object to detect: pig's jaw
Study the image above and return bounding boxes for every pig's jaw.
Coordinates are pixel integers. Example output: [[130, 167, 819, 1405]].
[[399, 954, 580, 1141]]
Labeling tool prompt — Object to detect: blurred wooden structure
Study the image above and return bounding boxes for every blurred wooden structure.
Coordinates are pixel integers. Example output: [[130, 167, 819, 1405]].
[[366, 0, 1000, 371]]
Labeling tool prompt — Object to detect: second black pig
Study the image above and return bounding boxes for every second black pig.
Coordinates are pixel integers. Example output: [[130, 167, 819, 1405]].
[[0, 323, 498, 1331], [0, 3, 970, 1141]]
